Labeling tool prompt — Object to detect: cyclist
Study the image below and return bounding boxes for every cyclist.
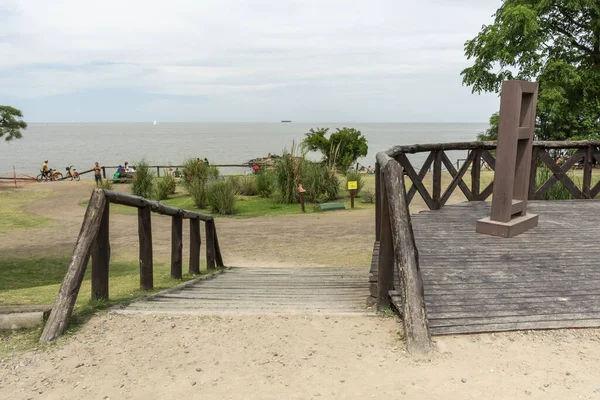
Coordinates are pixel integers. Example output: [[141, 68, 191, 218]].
[[42, 160, 50, 178]]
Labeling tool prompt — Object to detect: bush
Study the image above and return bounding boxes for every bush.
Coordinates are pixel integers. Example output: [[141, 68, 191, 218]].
[[181, 159, 219, 209], [255, 170, 276, 198], [535, 165, 574, 200], [131, 160, 154, 198], [302, 162, 340, 203], [207, 179, 238, 215], [237, 175, 257, 196], [275, 145, 303, 204], [345, 171, 365, 196], [361, 187, 375, 203], [97, 179, 113, 191], [154, 175, 177, 200]]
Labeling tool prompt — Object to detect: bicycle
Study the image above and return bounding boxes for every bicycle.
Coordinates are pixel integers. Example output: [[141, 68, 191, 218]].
[[65, 166, 80, 181], [36, 169, 63, 182]]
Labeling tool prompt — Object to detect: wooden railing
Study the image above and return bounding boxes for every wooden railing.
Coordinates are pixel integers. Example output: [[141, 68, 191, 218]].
[[39, 189, 224, 342], [373, 139, 600, 354], [387, 140, 600, 210], [100, 164, 249, 178]]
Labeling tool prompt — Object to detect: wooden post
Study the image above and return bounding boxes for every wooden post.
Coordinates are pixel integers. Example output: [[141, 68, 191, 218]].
[[138, 205, 153, 290], [13, 165, 17, 188], [432, 150, 442, 210], [214, 224, 224, 268], [377, 169, 394, 310], [350, 189, 355, 208], [171, 214, 183, 279], [471, 149, 481, 200], [189, 218, 201, 274], [102, 166, 106, 179], [299, 192, 305, 213], [528, 147, 539, 199], [40, 190, 107, 343], [156, 166, 160, 177], [375, 163, 381, 241], [380, 155, 432, 355], [205, 219, 216, 270], [91, 200, 110, 300], [583, 145, 593, 198]]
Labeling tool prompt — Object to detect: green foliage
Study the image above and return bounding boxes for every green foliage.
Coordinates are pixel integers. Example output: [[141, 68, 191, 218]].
[[0, 106, 27, 142], [345, 171, 365, 196], [181, 159, 219, 209], [535, 165, 575, 200], [154, 175, 177, 201], [462, 1, 600, 141], [302, 127, 368, 172], [131, 160, 154, 198], [255, 170, 276, 198], [477, 112, 499, 141], [275, 143, 304, 204], [302, 162, 339, 203], [97, 179, 114, 191], [361, 187, 375, 204], [236, 175, 257, 196], [207, 179, 238, 215]]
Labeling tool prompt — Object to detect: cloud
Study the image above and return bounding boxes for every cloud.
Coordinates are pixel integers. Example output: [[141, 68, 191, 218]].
[[0, 0, 501, 120]]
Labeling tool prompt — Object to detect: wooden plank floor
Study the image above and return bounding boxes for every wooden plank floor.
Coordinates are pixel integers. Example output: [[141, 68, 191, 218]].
[[412, 200, 600, 335], [124, 267, 373, 316]]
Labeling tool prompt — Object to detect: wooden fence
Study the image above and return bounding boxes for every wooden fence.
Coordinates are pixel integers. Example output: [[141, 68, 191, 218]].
[[100, 164, 248, 179], [39, 189, 224, 342], [388, 140, 600, 210], [373, 139, 600, 355]]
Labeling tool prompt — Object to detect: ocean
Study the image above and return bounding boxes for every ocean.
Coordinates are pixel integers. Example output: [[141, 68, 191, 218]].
[[0, 122, 488, 178]]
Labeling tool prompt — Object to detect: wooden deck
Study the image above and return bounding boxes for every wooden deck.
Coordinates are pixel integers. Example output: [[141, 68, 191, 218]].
[[412, 200, 600, 335], [123, 267, 372, 316]]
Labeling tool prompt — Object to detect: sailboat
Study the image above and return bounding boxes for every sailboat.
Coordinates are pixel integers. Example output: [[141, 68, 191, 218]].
[[153, 120, 157, 125]]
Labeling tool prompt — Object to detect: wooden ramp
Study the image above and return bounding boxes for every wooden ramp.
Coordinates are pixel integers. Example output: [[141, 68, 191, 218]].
[[124, 267, 373, 316], [412, 200, 600, 335]]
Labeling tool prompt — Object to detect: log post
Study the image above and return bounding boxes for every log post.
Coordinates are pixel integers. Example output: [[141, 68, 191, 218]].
[[213, 224, 224, 268], [583, 145, 593, 198], [381, 156, 431, 355], [40, 190, 107, 343], [171, 214, 183, 279], [91, 200, 110, 300], [528, 147, 539, 200], [471, 149, 481, 200], [101, 166, 106, 179], [432, 150, 442, 209], [138, 205, 153, 290], [156, 166, 160, 177], [189, 218, 201, 274], [377, 168, 394, 310], [375, 163, 381, 241], [205, 219, 216, 270]]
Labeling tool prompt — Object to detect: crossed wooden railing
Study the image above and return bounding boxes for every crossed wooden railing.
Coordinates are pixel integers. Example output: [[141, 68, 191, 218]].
[[391, 140, 600, 210], [39, 189, 224, 342], [373, 139, 600, 355]]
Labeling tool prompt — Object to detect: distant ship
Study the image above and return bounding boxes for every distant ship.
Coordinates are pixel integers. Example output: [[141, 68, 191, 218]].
[[153, 120, 157, 125], [281, 120, 292, 123]]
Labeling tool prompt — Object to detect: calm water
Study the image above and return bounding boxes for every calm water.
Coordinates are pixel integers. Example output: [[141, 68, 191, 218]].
[[0, 122, 488, 177]]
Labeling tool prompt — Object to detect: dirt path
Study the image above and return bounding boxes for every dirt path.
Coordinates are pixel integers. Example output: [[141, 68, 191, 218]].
[[3, 182, 600, 399]]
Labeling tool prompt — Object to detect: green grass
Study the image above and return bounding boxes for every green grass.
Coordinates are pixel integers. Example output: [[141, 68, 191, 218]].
[[82, 174, 377, 218], [0, 189, 52, 233], [0, 255, 217, 356]]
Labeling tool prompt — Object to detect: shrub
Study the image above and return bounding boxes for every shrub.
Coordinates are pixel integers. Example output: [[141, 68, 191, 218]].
[[131, 160, 154, 198], [361, 187, 375, 203], [154, 175, 177, 200], [207, 179, 238, 215], [256, 170, 276, 198], [181, 159, 219, 209], [345, 170, 365, 196], [237, 175, 257, 196], [97, 179, 113, 191], [275, 144, 303, 204], [302, 162, 340, 203]]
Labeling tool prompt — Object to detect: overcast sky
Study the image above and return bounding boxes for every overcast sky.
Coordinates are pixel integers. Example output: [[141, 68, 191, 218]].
[[1, 0, 503, 122]]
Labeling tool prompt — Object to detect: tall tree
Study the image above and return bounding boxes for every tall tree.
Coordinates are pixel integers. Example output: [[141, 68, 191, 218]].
[[0, 106, 28, 142], [302, 127, 368, 172], [462, 1, 600, 140]]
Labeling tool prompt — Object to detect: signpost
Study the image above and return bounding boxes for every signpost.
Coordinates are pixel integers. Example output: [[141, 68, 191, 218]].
[[348, 181, 357, 209], [476, 80, 539, 238], [298, 184, 306, 213]]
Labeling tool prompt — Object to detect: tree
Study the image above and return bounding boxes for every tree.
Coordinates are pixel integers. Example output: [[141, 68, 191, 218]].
[[462, 1, 600, 141], [0, 106, 27, 142], [477, 112, 499, 141], [301, 127, 368, 172]]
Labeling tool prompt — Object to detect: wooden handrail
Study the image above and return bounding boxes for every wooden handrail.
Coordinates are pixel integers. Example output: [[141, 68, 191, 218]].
[[40, 189, 225, 343]]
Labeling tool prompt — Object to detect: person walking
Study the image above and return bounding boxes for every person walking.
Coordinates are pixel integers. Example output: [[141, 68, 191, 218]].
[[94, 162, 102, 186]]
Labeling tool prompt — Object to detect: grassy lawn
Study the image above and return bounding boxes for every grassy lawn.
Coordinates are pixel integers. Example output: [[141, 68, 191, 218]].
[[0, 256, 217, 356], [0, 189, 52, 233]]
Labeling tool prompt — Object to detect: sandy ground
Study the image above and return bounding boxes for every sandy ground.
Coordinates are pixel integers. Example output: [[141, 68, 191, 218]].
[[2, 181, 600, 399]]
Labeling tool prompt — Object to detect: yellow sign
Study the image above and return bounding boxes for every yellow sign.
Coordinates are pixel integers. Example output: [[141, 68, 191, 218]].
[[347, 181, 357, 190]]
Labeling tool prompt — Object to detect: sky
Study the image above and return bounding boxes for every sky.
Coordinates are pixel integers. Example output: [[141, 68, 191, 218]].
[[1, 0, 503, 123]]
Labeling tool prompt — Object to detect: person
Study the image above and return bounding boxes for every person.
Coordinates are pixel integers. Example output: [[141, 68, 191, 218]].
[[124, 161, 135, 173], [42, 160, 50, 178], [366, 166, 374, 174], [168, 167, 174, 176], [93, 162, 102, 185], [197, 158, 203, 164], [252, 164, 260, 174], [174, 167, 181, 178], [203, 158, 209, 165]]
